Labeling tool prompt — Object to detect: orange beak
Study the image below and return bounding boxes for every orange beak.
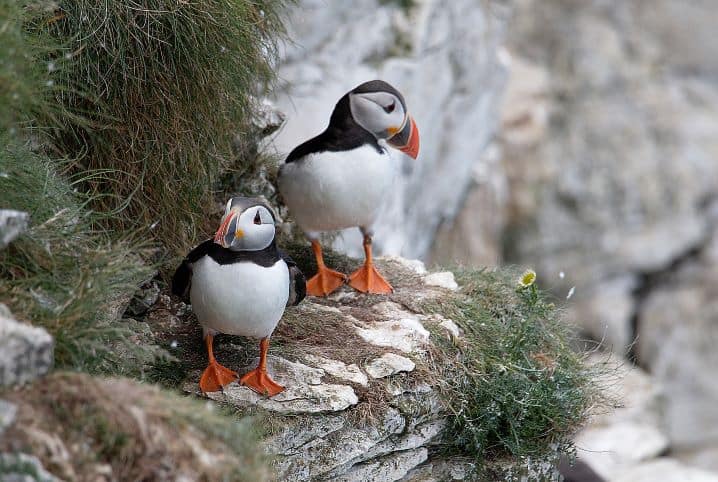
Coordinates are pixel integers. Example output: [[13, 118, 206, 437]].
[[214, 211, 237, 247], [387, 115, 419, 159]]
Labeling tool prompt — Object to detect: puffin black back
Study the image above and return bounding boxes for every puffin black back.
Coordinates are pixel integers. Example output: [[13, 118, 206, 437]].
[[284, 94, 383, 164]]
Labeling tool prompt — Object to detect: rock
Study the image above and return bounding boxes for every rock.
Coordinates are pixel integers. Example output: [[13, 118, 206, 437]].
[[198, 356, 358, 415], [0, 209, 28, 250], [253, 98, 286, 136], [574, 422, 670, 479], [385, 256, 427, 275], [332, 448, 428, 482], [0, 453, 59, 482], [613, 459, 718, 482], [495, 0, 718, 351], [125, 281, 161, 317], [633, 232, 718, 463], [0, 309, 53, 387], [270, 0, 510, 259], [304, 355, 368, 386], [402, 458, 475, 481], [436, 317, 461, 338], [365, 353, 415, 379], [356, 317, 429, 354], [273, 408, 407, 480], [422, 272, 458, 291], [574, 354, 669, 480], [361, 420, 445, 462], [268, 415, 346, 455], [0, 400, 17, 437]]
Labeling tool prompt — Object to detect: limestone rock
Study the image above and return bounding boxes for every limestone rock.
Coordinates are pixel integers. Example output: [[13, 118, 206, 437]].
[[273, 408, 407, 480], [198, 356, 358, 415], [632, 227, 718, 466], [356, 318, 429, 354], [332, 448, 428, 482], [0, 209, 28, 250], [304, 355, 368, 386], [574, 354, 669, 480], [423, 272, 458, 291], [574, 422, 669, 479], [0, 309, 53, 387], [402, 458, 475, 481], [365, 353, 415, 379]]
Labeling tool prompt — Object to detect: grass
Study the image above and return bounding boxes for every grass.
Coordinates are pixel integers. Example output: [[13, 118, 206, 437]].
[[0, 372, 270, 481], [25, 0, 289, 254], [0, 0, 54, 133], [0, 141, 165, 375], [421, 267, 595, 478]]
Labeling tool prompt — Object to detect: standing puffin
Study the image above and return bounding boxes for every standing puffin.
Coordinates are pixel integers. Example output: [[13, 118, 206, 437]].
[[278, 80, 420, 296], [172, 197, 306, 396]]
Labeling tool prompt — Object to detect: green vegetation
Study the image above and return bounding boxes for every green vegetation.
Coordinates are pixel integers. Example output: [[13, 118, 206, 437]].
[[26, 0, 286, 253], [423, 268, 595, 477], [0, 142, 163, 374]]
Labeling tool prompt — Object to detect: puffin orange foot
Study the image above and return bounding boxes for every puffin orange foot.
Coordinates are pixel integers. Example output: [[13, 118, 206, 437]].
[[200, 361, 239, 393], [348, 263, 393, 294], [306, 267, 346, 297], [240, 368, 284, 397]]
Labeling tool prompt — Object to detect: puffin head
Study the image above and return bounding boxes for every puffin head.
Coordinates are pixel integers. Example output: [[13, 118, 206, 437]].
[[345, 80, 420, 159], [213, 197, 276, 251]]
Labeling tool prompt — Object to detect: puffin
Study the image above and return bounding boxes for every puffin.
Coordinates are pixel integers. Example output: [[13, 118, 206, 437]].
[[278, 80, 420, 296], [172, 197, 306, 396]]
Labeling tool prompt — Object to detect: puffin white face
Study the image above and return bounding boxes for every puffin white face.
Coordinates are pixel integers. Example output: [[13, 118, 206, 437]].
[[348, 86, 420, 159], [349, 91, 407, 140], [214, 201, 275, 251]]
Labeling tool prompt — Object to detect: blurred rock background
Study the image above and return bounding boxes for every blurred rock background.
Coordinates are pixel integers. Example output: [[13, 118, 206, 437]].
[[270, 0, 718, 478]]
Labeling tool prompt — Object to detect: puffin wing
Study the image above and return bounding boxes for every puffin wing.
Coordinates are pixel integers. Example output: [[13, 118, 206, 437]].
[[171, 239, 214, 301], [280, 250, 306, 306]]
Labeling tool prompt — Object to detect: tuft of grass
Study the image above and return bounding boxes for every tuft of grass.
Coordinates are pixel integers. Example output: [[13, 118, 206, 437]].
[[25, 0, 288, 253], [422, 267, 595, 477], [0, 0, 56, 133], [1, 372, 270, 481], [0, 141, 165, 375]]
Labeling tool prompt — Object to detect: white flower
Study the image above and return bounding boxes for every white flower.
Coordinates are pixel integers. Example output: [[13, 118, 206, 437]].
[[566, 286, 575, 299], [519, 269, 536, 288]]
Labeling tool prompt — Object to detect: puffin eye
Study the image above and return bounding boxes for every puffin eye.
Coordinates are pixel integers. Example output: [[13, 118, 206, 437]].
[[253, 210, 262, 225], [384, 101, 395, 114]]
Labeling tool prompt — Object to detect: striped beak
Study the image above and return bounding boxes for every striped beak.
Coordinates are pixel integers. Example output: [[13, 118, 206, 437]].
[[387, 115, 419, 159], [214, 210, 242, 248]]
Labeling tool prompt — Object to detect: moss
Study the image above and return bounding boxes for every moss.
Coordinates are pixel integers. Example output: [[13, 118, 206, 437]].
[[23, 0, 289, 254], [421, 267, 596, 477]]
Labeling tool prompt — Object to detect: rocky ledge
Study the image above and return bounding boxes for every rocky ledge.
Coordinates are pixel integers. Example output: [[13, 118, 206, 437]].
[[147, 256, 470, 481]]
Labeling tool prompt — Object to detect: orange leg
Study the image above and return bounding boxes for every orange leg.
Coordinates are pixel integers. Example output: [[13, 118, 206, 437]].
[[306, 240, 346, 297], [240, 338, 284, 397], [199, 334, 239, 393], [348, 234, 393, 294]]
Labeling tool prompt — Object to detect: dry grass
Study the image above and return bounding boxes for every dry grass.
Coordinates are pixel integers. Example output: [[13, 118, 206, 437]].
[[25, 0, 289, 254], [0, 372, 269, 482]]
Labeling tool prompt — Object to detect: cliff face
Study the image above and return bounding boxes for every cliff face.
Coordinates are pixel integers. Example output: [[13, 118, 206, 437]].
[[269, 0, 510, 259], [429, 0, 718, 475]]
